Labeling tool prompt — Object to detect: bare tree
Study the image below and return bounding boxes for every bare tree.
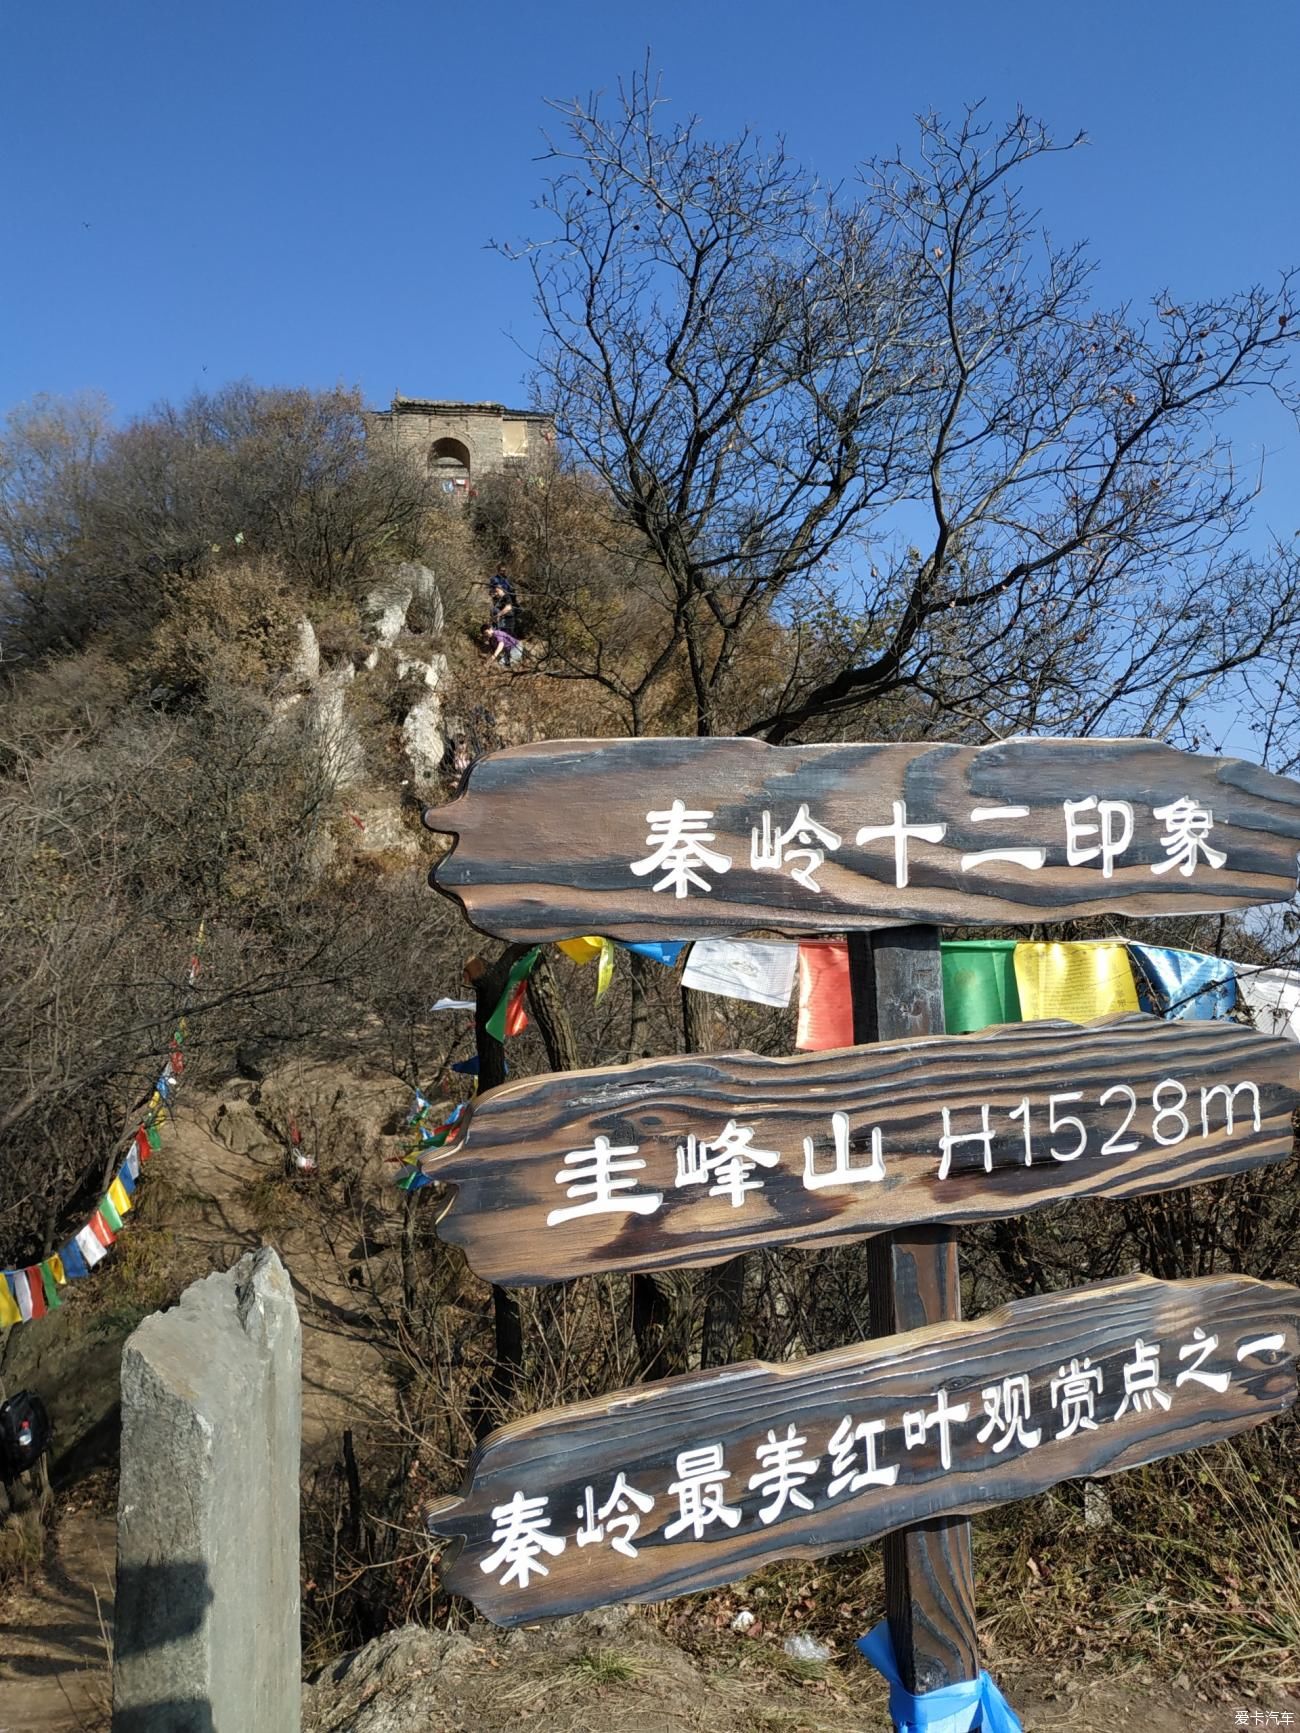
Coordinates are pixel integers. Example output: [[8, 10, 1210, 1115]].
[[510, 72, 1300, 745], [0, 384, 437, 664]]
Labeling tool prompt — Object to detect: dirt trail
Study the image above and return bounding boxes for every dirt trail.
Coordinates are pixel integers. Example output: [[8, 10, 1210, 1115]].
[[0, 1069, 411, 1733], [0, 1511, 115, 1732]]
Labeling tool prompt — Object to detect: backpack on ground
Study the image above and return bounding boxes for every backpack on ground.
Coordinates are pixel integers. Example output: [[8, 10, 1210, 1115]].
[[0, 1390, 52, 1479]]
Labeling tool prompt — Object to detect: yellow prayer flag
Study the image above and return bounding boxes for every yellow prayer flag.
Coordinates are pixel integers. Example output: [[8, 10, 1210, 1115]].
[[1013, 941, 1140, 1024], [596, 938, 615, 1000], [0, 1276, 20, 1329], [558, 936, 604, 966], [108, 1177, 133, 1218], [49, 1254, 66, 1286]]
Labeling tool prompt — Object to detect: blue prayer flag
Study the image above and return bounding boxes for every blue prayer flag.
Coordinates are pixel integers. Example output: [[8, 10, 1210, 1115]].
[[59, 1239, 91, 1280], [618, 940, 685, 966], [1126, 943, 1237, 1021]]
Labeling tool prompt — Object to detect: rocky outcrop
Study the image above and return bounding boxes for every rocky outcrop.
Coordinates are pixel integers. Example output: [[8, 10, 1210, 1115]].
[[362, 563, 444, 648], [113, 1248, 302, 1732]]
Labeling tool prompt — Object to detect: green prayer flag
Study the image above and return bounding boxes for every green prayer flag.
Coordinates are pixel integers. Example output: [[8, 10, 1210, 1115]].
[[145, 1120, 162, 1152], [100, 1194, 124, 1233], [941, 940, 1023, 1034], [485, 947, 541, 1042], [40, 1261, 62, 1310]]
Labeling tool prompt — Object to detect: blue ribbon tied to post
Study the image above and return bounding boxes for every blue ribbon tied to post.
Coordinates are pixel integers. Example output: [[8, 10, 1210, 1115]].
[[858, 1621, 1023, 1733]]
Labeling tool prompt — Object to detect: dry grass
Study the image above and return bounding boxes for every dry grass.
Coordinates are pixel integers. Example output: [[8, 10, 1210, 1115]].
[[0, 1509, 46, 1590], [238, 1168, 304, 1235], [972, 1435, 1300, 1692], [561, 1647, 646, 1688]]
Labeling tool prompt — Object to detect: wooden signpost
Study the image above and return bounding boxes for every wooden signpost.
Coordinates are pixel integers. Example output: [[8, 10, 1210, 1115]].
[[423, 736, 1300, 942], [422, 1011, 1300, 1283], [426, 1273, 1300, 1627], [421, 735, 1300, 1717]]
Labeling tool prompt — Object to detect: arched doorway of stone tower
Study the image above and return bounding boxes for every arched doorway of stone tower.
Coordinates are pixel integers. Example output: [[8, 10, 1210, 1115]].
[[429, 437, 471, 495]]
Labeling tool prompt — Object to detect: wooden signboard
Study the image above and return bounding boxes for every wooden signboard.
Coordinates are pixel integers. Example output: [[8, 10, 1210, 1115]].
[[427, 1273, 1299, 1626], [423, 737, 1300, 942], [422, 1013, 1300, 1284]]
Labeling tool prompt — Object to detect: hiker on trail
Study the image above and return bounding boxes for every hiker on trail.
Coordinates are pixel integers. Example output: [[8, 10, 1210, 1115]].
[[480, 622, 523, 667], [488, 574, 517, 632]]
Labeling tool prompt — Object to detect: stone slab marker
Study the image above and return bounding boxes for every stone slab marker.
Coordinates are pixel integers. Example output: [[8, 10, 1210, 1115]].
[[113, 1247, 302, 1733]]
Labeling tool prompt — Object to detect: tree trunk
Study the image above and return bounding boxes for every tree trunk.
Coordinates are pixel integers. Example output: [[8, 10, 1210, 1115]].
[[625, 949, 652, 1063], [525, 951, 582, 1071]]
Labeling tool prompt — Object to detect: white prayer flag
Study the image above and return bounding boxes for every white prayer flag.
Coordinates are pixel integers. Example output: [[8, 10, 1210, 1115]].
[[681, 939, 799, 1008], [431, 997, 477, 1013], [12, 1270, 33, 1321], [75, 1225, 109, 1269], [1237, 967, 1300, 1042]]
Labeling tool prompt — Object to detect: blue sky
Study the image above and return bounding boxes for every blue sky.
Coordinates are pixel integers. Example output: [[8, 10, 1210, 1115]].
[[2, 0, 1298, 542]]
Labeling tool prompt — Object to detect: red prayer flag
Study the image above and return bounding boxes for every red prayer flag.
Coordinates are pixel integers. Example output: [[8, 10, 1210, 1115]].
[[23, 1267, 46, 1320], [89, 1209, 116, 1248], [795, 940, 853, 1052], [135, 1126, 151, 1163], [503, 980, 529, 1039]]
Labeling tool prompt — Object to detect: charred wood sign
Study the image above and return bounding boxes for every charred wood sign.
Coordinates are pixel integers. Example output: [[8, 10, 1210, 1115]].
[[423, 737, 1300, 942], [423, 1013, 1300, 1285], [427, 1274, 1299, 1625]]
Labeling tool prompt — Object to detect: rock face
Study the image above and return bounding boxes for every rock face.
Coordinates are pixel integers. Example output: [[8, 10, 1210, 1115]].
[[395, 650, 447, 786], [304, 1626, 479, 1733], [291, 616, 321, 685], [112, 1247, 302, 1733], [362, 563, 444, 647], [311, 663, 366, 789]]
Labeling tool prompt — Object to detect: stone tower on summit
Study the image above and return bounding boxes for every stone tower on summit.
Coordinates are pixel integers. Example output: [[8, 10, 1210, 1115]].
[[365, 395, 556, 497]]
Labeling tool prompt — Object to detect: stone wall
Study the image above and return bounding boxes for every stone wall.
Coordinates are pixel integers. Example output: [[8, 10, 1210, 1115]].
[[112, 1247, 301, 1732], [365, 396, 554, 491]]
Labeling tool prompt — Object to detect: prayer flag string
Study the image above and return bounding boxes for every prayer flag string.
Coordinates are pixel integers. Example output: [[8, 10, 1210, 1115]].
[[1, 923, 208, 1334]]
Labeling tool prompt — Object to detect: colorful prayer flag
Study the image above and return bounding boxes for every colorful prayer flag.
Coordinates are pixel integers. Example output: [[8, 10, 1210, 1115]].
[[91, 1206, 118, 1245], [796, 940, 853, 1052], [503, 981, 529, 1038], [618, 940, 685, 966], [38, 1263, 61, 1311], [74, 1225, 108, 1268], [60, 1239, 90, 1280], [145, 1121, 162, 1153], [941, 940, 1023, 1034], [99, 1195, 123, 1234], [124, 1147, 141, 1184], [1237, 966, 1300, 1042], [682, 938, 799, 1008], [48, 1254, 67, 1286], [485, 947, 541, 1041], [1013, 941, 1140, 1023], [1126, 943, 1237, 1020], [108, 1177, 132, 1217], [596, 938, 615, 1000], [21, 1268, 43, 1320], [0, 1275, 21, 1328], [558, 936, 604, 965]]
